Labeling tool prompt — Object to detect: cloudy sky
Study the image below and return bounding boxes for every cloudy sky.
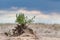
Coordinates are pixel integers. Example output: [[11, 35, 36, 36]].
[[0, 0, 60, 24]]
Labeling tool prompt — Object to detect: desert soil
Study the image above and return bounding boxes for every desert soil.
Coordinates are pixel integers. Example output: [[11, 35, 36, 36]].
[[0, 24, 60, 40]]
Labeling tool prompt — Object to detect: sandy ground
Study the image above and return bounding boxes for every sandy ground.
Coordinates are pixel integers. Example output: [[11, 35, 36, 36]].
[[0, 35, 60, 40], [39, 36, 60, 40], [0, 24, 60, 40]]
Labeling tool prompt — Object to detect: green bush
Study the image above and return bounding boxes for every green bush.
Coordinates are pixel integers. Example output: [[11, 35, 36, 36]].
[[16, 13, 35, 25]]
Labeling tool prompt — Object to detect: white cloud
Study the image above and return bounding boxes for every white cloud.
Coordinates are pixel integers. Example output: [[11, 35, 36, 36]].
[[10, 6, 18, 10], [0, 8, 60, 24]]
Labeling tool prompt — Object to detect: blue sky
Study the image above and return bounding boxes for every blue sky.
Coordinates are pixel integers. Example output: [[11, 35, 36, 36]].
[[0, 0, 60, 24], [0, 0, 60, 12]]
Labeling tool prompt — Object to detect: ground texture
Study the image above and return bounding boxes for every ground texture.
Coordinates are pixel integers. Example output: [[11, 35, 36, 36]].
[[0, 24, 60, 40]]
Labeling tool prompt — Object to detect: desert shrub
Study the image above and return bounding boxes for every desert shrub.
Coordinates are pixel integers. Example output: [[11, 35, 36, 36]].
[[12, 13, 35, 36], [16, 13, 35, 24]]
